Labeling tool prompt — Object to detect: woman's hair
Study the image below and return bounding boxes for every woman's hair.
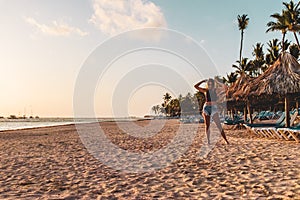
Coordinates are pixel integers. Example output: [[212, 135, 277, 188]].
[[207, 78, 215, 88]]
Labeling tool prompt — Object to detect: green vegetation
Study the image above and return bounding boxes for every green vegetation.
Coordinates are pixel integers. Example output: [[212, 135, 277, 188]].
[[226, 0, 299, 84], [151, 92, 205, 117], [237, 14, 250, 65]]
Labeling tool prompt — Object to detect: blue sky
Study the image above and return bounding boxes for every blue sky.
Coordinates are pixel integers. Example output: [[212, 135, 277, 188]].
[[0, 0, 293, 117], [154, 0, 287, 73]]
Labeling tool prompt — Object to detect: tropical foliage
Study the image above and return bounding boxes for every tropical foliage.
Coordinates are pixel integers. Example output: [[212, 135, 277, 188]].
[[151, 92, 205, 117], [237, 14, 249, 64], [223, 1, 300, 87], [283, 0, 300, 47]]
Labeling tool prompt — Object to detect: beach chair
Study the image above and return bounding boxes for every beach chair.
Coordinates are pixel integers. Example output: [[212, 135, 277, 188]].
[[252, 112, 258, 120], [255, 127, 284, 140], [224, 115, 244, 125], [276, 123, 300, 142], [243, 112, 286, 137], [245, 109, 297, 139], [253, 111, 298, 140], [257, 111, 272, 120], [255, 111, 266, 120]]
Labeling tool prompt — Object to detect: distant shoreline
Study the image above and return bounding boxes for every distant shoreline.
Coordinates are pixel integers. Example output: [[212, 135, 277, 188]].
[[0, 117, 149, 132]]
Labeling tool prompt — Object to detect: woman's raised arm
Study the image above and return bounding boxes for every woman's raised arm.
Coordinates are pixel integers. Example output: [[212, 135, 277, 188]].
[[194, 79, 207, 93]]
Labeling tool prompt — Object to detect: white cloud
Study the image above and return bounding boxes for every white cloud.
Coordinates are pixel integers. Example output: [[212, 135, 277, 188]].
[[25, 17, 88, 37], [89, 0, 167, 36]]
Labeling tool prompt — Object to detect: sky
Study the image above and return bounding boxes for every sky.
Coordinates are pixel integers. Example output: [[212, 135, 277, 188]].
[[0, 0, 293, 117]]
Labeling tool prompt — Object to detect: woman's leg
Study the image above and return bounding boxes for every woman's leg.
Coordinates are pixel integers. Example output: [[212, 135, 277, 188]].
[[212, 113, 229, 144], [202, 113, 211, 144]]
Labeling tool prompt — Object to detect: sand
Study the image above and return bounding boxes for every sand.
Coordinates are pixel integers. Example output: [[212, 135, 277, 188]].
[[0, 119, 299, 199]]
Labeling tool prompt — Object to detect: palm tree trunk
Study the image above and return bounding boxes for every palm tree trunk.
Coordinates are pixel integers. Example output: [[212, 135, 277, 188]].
[[239, 30, 244, 64], [282, 32, 286, 52], [293, 32, 300, 49]]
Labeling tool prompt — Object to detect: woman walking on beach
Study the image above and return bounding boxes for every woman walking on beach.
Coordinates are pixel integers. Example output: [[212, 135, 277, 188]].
[[194, 79, 229, 145]]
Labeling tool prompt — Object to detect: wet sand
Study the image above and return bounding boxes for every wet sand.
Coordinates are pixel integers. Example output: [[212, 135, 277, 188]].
[[0, 119, 299, 199]]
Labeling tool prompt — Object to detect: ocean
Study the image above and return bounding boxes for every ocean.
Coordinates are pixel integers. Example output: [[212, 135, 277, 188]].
[[0, 117, 140, 131]]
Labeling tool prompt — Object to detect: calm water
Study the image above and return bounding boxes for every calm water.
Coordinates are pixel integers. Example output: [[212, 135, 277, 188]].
[[0, 118, 139, 131]]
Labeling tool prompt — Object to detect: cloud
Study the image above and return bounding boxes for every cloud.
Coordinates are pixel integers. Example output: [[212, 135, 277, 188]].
[[89, 0, 167, 36], [25, 17, 88, 37]]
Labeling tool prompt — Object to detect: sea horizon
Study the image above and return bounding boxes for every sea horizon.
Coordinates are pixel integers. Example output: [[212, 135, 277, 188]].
[[0, 116, 145, 132]]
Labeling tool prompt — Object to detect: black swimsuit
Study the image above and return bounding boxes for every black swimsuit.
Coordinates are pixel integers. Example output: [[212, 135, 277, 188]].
[[203, 89, 218, 116], [206, 90, 217, 102]]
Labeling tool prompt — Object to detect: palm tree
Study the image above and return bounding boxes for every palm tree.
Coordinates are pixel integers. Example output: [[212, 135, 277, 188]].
[[163, 93, 172, 116], [151, 105, 161, 115], [223, 72, 238, 85], [237, 14, 250, 64], [160, 106, 166, 115], [281, 39, 291, 51], [163, 93, 172, 105], [151, 105, 156, 115], [252, 43, 264, 60], [232, 58, 253, 76], [266, 11, 289, 51], [283, 0, 300, 47], [265, 39, 280, 65], [168, 99, 181, 117], [289, 43, 300, 59], [251, 43, 266, 75], [251, 60, 265, 76]]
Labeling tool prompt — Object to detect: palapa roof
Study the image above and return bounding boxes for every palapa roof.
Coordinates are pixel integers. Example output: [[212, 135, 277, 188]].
[[234, 53, 300, 100], [226, 72, 250, 100]]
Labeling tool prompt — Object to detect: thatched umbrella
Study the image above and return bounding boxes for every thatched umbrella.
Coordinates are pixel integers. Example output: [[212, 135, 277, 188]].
[[234, 53, 300, 127], [226, 73, 252, 121], [226, 73, 249, 98]]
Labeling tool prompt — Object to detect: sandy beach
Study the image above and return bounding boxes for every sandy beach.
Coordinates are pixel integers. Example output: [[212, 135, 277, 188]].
[[0, 119, 299, 199]]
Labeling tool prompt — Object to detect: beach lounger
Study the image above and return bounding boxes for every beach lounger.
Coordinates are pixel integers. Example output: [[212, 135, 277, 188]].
[[256, 111, 275, 120], [254, 111, 297, 134], [276, 123, 300, 142], [243, 112, 286, 137], [245, 109, 298, 139], [224, 115, 244, 125], [254, 127, 284, 139], [245, 111, 287, 128]]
